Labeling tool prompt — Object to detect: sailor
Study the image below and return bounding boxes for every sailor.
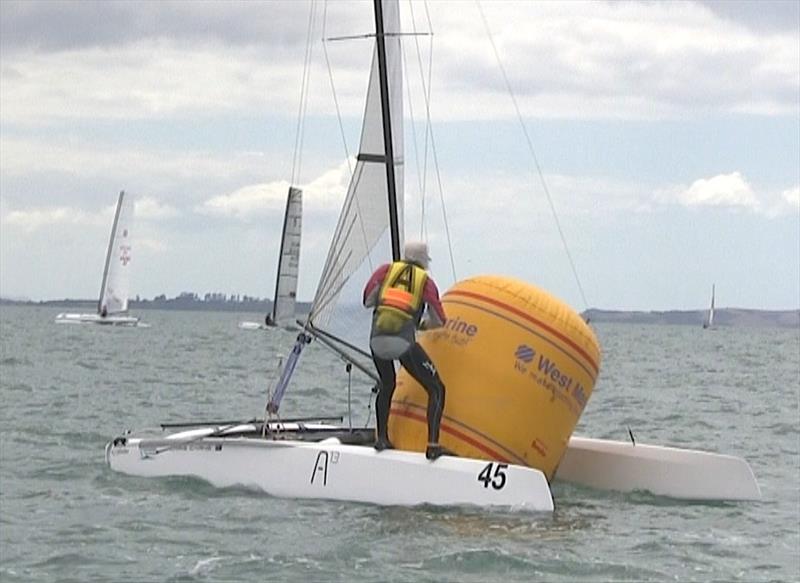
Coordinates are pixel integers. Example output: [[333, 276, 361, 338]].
[[100, 305, 108, 318], [363, 241, 448, 460], [265, 314, 274, 327]]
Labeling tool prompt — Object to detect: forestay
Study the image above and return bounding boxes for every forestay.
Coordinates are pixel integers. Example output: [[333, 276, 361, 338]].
[[99, 190, 135, 315], [272, 187, 303, 326]]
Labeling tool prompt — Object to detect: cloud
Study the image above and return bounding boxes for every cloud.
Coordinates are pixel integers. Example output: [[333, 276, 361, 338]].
[[2, 206, 108, 232], [135, 196, 179, 220], [782, 186, 800, 208], [675, 172, 759, 209], [0, 195, 178, 232], [197, 181, 292, 220], [698, 0, 800, 34], [654, 173, 800, 217], [196, 158, 352, 220], [137, 238, 168, 253], [0, 1, 796, 124]]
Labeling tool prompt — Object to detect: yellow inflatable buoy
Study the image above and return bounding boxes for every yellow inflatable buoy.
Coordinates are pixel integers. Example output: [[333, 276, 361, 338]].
[[389, 275, 601, 481]]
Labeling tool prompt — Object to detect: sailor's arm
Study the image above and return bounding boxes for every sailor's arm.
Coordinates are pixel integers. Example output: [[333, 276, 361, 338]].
[[421, 278, 446, 329], [363, 264, 390, 308]]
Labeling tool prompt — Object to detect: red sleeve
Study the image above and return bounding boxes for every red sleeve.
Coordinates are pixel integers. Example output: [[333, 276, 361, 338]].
[[363, 264, 390, 305], [423, 277, 446, 324]]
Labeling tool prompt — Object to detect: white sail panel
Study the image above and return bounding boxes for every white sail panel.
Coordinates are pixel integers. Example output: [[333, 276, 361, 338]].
[[273, 187, 303, 326], [309, 0, 404, 358], [707, 284, 715, 328], [99, 191, 134, 315]]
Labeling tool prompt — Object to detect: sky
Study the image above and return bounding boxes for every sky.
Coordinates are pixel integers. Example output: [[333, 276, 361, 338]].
[[1, 0, 798, 311]]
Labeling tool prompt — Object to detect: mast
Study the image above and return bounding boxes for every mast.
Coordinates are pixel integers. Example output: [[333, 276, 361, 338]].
[[98, 191, 124, 314], [373, 0, 401, 261]]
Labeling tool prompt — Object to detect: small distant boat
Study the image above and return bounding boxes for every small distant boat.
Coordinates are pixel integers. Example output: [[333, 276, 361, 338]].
[[239, 187, 302, 331], [56, 191, 141, 327], [702, 284, 715, 329]]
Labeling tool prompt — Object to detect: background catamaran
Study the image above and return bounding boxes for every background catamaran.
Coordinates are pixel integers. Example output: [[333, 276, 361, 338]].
[[703, 283, 716, 329], [56, 190, 141, 327], [239, 187, 303, 330], [106, 0, 760, 509]]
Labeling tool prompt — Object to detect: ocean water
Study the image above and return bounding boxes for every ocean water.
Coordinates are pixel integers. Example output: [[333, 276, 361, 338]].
[[0, 305, 798, 582]]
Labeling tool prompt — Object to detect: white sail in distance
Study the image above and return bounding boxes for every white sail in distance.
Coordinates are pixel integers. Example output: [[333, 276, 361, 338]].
[[308, 0, 404, 357], [99, 191, 134, 315], [705, 284, 715, 328], [272, 187, 303, 326]]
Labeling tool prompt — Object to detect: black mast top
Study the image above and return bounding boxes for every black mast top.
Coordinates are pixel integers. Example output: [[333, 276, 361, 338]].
[[373, 0, 401, 262]]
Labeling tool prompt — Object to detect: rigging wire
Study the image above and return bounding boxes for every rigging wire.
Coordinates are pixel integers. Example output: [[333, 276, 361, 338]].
[[290, 0, 317, 186], [321, 1, 354, 180], [405, 0, 430, 242], [407, 0, 458, 284], [400, 24, 427, 241], [476, 0, 590, 311], [266, 1, 317, 417], [319, 0, 375, 281]]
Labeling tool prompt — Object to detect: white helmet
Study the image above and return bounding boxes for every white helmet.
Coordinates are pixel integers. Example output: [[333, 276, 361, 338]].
[[403, 240, 430, 269]]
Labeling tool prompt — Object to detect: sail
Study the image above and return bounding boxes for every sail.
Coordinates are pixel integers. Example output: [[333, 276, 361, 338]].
[[708, 284, 715, 328], [272, 187, 303, 326], [99, 191, 134, 315], [268, 0, 403, 412], [703, 284, 715, 328], [307, 0, 404, 362]]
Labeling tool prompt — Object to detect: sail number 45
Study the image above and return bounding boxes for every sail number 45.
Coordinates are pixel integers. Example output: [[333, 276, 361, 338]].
[[478, 462, 508, 490]]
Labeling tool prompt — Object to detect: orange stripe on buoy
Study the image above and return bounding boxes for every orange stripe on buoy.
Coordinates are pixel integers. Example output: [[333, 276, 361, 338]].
[[445, 288, 599, 376], [391, 406, 524, 465]]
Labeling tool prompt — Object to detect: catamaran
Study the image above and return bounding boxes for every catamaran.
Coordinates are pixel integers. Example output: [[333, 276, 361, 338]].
[[702, 283, 716, 329], [106, 0, 759, 510], [56, 191, 141, 327], [239, 187, 303, 331]]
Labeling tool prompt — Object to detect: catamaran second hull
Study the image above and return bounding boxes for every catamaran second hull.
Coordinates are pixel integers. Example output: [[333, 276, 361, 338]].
[[55, 313, 140, 326], [105, 425, 554, 511], [556, 436, 761, 501]]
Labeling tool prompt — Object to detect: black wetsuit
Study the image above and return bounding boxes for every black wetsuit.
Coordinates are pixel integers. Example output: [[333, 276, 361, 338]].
[[372, 343, 446, 449]]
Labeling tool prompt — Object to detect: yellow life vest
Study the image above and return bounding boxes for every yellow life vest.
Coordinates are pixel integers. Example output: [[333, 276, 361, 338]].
[[375, 261, 428, 334]]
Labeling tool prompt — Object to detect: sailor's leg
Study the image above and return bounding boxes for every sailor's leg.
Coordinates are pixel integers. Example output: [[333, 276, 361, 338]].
[[399, 343, 446, 454], [371, 353, 396, 450]]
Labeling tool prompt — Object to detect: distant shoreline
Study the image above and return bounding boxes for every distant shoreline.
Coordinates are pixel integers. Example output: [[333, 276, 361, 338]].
[[1, 298, 797, 328], [582, 308, 799, 329], [0, 297, 311, 315]]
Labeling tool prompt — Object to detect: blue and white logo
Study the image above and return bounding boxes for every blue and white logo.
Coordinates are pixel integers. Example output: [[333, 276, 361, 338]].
[[514, 344, 535, 363]]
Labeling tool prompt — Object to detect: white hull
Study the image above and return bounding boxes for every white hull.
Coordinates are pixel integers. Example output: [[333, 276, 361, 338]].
[[105, 421, 760, 509], [238, 321, 297, 331], [106, 425, 553, 511], [56, 312, 140, 326], [555, 436, 761, 501], [238, 321, 267, 330]]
